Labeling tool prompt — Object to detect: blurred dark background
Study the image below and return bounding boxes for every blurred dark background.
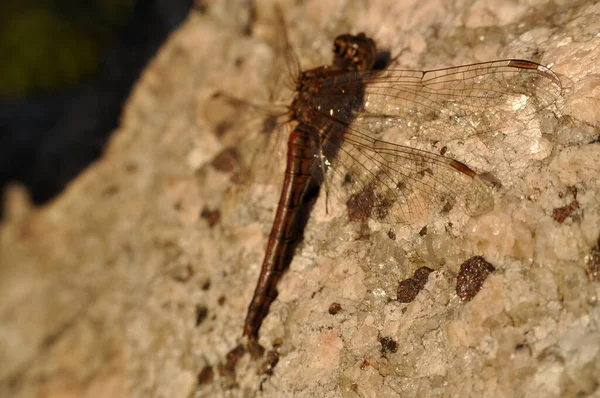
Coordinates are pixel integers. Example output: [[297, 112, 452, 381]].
[[0, 0, 195, 218]]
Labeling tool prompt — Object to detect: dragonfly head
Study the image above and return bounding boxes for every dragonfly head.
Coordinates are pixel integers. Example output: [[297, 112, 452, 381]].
[[332, 33, 377, 72]]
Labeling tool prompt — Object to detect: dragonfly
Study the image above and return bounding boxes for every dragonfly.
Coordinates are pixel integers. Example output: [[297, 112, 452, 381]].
[[234, 30, 562, 355]]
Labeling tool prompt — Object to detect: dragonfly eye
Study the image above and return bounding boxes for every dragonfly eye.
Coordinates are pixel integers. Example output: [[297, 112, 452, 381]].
[[333, 38, 346, 58]]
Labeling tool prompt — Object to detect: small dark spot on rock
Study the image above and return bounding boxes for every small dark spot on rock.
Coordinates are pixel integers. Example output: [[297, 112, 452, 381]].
[[378, 336, 398, 356], [196, 305, 208, 326], [397, 266, 434, 303], [552, 200, 579, 223], [360, 359, 370, 369], [351, 382, 358, 392], [217, 295, 226, 306], [419, 226, 428, 236], [201, 279, 211, 290], [197, 365, 214, 385], [211, 147, 240, 173], [440, 200, 454, 214], [347, 185, 375, 222], [514, 343, 531, 355], [200, 207, 221, 227], [328, 302, 342, 315], [387, 229, 396, 240], [456, 256, 495, 301]]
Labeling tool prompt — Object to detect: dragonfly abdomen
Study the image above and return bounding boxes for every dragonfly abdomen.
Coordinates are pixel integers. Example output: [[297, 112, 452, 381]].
[[243, 124, 321, 349]]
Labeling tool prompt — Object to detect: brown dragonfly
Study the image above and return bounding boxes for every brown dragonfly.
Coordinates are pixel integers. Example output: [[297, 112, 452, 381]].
[[235, 31, 562, 354]]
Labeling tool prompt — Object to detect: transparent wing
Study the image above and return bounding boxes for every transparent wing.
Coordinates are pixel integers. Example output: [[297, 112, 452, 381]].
[[317, 115, 494, 223], [311, 60, 562, 223], [313, 60, 562, 140]]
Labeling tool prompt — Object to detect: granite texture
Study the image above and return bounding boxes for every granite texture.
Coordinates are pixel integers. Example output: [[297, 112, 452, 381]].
[[1, 0, 599, 397]]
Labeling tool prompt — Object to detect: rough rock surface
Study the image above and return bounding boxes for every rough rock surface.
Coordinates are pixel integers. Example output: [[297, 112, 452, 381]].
[[1, 0, 599, 397]]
